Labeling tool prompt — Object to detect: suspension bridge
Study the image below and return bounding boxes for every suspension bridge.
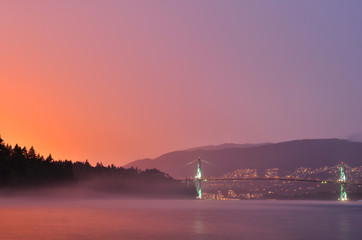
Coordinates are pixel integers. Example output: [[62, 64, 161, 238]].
[[178, 157, 362, 201]]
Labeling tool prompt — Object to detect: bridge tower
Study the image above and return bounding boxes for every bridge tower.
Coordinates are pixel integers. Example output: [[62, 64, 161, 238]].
[[195, 157, 202, 199], [339, 162, 348, 201]]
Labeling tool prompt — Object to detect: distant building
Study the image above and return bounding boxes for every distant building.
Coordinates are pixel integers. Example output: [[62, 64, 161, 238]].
[[265, 168, 279, 178]]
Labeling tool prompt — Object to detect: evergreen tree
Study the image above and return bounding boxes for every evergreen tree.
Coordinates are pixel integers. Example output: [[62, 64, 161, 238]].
[[27, 146, 36, 159], [46, 154, 53, 163]]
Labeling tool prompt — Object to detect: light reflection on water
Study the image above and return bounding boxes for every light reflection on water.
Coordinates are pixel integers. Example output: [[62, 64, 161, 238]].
[[0, 199, 361, 240]]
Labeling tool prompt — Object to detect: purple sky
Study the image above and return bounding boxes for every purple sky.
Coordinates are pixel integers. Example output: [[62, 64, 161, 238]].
[[1, 0, 362, 165]]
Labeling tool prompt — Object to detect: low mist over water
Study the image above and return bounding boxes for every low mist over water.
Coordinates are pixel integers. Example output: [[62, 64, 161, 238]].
[[1, 198, 361, 240]]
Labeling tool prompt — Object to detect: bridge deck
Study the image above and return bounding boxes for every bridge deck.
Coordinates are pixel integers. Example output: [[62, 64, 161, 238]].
[[176, 177, 362, 185]]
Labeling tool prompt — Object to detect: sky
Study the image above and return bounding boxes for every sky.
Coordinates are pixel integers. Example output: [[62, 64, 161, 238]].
[[1, 0, 362, 166]]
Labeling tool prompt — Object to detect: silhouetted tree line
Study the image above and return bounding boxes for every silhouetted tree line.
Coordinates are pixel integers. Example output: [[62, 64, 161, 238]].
[[0, 137, 196, 198], [0, 137, 73, 187]]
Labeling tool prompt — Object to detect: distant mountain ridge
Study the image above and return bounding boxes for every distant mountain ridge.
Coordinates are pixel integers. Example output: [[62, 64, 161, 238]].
[[183, 143, 271, 151], [124, 139, 362, 178], [348, 132, 362, 143], [125, 143, 271, 169]]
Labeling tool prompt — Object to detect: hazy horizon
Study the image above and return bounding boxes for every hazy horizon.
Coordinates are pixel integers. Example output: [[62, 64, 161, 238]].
[[2, 1, 362, 166]]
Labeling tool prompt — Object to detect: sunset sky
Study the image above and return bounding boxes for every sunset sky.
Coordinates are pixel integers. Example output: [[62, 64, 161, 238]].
[[1, 1, 362, 165]]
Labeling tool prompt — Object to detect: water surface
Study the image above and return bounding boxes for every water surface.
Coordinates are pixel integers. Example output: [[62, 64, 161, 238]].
[[0, 198, 361, 240]]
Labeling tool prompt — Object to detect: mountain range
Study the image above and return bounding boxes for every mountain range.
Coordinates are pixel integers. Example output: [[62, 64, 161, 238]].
[[124, 139, 362, 178]]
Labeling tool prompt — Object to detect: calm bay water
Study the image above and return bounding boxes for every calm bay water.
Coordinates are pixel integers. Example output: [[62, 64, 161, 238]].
[[0, 198, 361, 240]]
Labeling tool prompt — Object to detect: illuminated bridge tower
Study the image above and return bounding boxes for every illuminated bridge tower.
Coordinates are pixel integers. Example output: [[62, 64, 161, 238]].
[[195, 157, 202, 199], [339, 162, 348, 201]]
